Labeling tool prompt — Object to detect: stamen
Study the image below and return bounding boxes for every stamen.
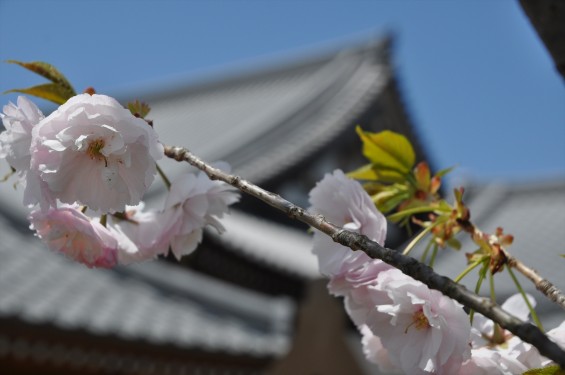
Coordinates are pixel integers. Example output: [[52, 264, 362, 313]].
[[405, 310, 430, 333], [86, 138, 107, 166]]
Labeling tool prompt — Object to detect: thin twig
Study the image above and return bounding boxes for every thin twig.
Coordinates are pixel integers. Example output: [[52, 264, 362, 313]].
[[506, 252, 565, 310], [164, 145, 565, 367], [461, 221, 565, 311]]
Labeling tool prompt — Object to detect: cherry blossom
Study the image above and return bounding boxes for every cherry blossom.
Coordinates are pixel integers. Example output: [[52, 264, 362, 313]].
[[328, 259, 392, 326], [309, 170, 471, 374], [458, 347, 528, 375], [160, 164, 240, 260], [504, 320, 565, 370], [29, 94, 163, 213], [368, 268, 471, 374], [464, 294, 565, 373], [308, 170, 387, 277], [29, 205, 119, 268], [470, 293, 536, 349], [0, 96, 44, 173], [108, 204, 170, 265], [360, 325, 401, 373]]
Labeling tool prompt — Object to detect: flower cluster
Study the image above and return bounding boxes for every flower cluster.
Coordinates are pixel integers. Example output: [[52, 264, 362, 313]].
[[309, 170, 565, 374], [309, 170, 471, 374], [1, 95, 239, 267], [459, 294, 565, 374]]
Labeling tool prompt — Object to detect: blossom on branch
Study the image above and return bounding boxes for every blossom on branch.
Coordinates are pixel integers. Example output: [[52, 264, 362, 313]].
[[458, 346, 528, 375], [309, 170, 471, 374], [360, 325, 400, 373], [370, 269, 471, 374], [160, 163, 240, 260], [0, 96, 44, 174], [1, 94, 240, 267], [462, 294, 565, 373], [29, 205, 119, 268], [108, 204, 170, 265], [309, 169, 387, 277], [328, 259, 393, 326], [28, 94, 163, 213]]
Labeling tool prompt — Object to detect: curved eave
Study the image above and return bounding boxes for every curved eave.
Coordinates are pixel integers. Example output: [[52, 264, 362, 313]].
[[207, 209, 320, 279], [141, 38, 393, 188]]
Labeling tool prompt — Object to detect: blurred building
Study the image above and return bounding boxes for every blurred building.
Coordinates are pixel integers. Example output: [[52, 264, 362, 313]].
[[0, 36, 427, 374]]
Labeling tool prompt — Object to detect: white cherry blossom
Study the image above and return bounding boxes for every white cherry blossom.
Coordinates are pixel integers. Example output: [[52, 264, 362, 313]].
[[369, 268, 471, 374], [360, 325, 401, 373], [108, 204, 170, 265], [308, 169, 387, 277], [0, 96, 44, 173], [466, 294, 565, 372], [29, 94, 163, 213], [160, 164, 239, 260]]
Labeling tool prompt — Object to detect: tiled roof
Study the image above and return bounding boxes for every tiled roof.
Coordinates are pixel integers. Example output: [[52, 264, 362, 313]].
[[209, 210, 319, 279], [139, 37, 393, 187], [430, 179, 565, 328], [0, 214, 294, 357]]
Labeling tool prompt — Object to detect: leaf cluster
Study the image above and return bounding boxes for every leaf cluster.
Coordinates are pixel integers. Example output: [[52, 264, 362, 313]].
[[5, 60, 76, 104]]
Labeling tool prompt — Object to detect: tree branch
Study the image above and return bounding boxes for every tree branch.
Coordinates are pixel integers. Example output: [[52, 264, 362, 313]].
[[164, 145, 565, 367], [460, 219, 565, 311], [506, 253, 565, 310]]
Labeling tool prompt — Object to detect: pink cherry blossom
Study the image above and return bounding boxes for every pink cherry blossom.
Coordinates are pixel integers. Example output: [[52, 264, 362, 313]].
[[466, 293, 547, 372], [470, 293, 536, 349], [0, 96, 44, 173], [308, 170, 387, 277], [360, 325, 401, 373], [369, 268, 471, 375], [29, 94, 163, 213], [22, 168, 56, 210], [458, 347, 528, 375], [160, 164, 239, 260], [309, 170, 472, 373], [466, 293, 565, 372], [328, 259, 392, 326], [503, 321, 565, 370], [29, 205, 119, 268], [108, 204, 170, 265]]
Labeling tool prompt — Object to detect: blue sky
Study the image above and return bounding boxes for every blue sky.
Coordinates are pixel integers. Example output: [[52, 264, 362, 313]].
[[1, 0, 564, 185]]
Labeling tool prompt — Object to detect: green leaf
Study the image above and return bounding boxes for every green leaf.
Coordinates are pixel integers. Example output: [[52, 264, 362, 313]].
[[356, 126, 415, 181], [436, 165, 457, 178], [437, 199, 454, 212], [365, 182, 411, 213], [524, 365, 565, 375], [347, 163, 377, 180], [373, 189, 410, 213], [5, 60, 76, 104], [6, 60, 75, 93], [5, 83, 73, 105], [387, 205, 438, 223], [374, 166, 413, 183]]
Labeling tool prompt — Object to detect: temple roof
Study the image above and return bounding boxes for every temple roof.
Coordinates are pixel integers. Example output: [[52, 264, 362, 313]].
[[141, 37, 394, 186], [0, 213, 294, 357], [210, 210, 319, 279]]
